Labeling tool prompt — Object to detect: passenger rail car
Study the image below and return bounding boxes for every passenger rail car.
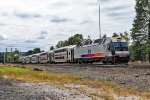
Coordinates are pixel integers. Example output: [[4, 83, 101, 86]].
[[31, 54, 39, 64], [19, 57, 25, 64], [20, 37, 129, 64], [53, 45, 76, 63], [25, 56, 31, 64], [39, 52, 49, 64]]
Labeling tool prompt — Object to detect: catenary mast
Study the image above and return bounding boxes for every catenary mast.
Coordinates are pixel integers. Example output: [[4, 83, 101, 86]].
[[99, 5, 102, 39]]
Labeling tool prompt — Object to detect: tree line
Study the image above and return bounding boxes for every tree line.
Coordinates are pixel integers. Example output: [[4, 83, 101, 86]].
[[130, 0, 150, 62], [5, 50, 20, 63]]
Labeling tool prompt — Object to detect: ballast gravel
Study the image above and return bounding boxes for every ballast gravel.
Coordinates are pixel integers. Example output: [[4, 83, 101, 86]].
[[0, 78, 91, 100]]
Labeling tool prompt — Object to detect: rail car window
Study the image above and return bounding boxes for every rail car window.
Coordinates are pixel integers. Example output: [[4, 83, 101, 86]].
[[55, 56, 64, 59], [94, 39, 100, 44], [40, 58, 47, 60], [40, 53, 47, 56], [55, 49, 66, 53]]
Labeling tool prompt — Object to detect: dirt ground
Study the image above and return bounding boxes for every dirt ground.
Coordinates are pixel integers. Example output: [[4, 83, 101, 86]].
[[0, 78, 92, 100]]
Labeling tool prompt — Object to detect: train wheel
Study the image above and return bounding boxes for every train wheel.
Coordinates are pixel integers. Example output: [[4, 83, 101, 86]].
[[109, 61, 114, 65]]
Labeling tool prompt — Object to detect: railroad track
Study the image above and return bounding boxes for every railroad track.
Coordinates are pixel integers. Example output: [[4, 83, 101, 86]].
[[21, 63, 128, 67], [9, 63, 150, 69]]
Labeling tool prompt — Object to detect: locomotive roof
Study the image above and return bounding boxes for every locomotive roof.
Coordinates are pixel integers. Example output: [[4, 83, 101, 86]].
[[111, 37, 126, 42], [47, 50, 53, 53], [81, 37, 127, 48], [54, 45, 76, 50]]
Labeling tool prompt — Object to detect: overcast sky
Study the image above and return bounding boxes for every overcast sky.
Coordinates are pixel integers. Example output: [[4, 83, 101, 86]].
[[0, 0, 135, 52]]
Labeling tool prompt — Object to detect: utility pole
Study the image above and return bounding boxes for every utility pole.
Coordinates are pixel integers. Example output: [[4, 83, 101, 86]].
[[99, 5, 102, 39], [148, 15, 150, 63], [148, 0, 150, 41], [11, 48, 13, 53], [3, 48, 7, 64], [148, 14, 150, 41], [4, 52, 5, 64], [148, 0, 150, 63]]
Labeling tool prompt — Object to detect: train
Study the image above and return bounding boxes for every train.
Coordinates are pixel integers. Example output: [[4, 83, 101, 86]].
[[20, 37, 130, 64]]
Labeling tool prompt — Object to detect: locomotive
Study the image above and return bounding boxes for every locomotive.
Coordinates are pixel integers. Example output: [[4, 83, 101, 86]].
[[20, 37, 130, 64]]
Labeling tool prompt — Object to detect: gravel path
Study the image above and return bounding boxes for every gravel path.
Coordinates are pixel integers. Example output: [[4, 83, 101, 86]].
[[27, 64, 150, 91], [0, 78, 91, 100]]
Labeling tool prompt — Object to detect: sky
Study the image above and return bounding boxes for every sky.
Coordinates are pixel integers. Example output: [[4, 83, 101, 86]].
[[0, 0, 136, 52]]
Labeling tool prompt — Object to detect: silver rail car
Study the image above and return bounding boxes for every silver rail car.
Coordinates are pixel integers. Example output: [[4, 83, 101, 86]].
[[25, 56, 31, 64], [74, 37, 129, 64], [39, 51, 54, 64], [39, 52, 49, 64], [20, 57, 25, 64], [53, 45, 76, 63], [30, 53, 40, 64]]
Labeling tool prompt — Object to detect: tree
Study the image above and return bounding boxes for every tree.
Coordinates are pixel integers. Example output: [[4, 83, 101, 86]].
[[33, 48, 41, 54], [112, 33, 119, 37], [14, 50, 19, 54], [56, 41, 65, 48], [120, 31, 130, 45], [130, 0, 150, 62], [102, 34, 107, 39], [14, 55, 19, 62], [82, 35, 92, 45], [50, 46, 55, 50], [55, 34, 84, 48], [131, 0, 149, 44], [6, 53, 14, 62], [68, 34, 84, 45], [5, 52, 20, 63], [26, 50, 33, 55]]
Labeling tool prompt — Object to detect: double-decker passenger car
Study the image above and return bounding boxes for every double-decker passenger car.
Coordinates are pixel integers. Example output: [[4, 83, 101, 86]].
[[31, 54, 39, 64], [39, 52, 49, 64], [25, 56, 31, 64], [53, 45, 76, 63], [19, 57, 25, 64]]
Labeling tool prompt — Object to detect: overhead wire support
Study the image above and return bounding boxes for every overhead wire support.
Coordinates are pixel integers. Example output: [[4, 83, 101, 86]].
[[99, 5, 102, 39]]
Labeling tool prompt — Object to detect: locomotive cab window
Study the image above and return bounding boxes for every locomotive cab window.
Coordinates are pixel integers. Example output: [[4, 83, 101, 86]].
[[113, 42, 128, 51]]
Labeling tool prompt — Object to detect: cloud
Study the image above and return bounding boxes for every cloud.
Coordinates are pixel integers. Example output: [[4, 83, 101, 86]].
[[0, 34, 8, 40], [37, 35, 45, 39], [81, 20, 92, 25], [24, 40, 36, 43], [97, 0, 110, 2], [13, 11, 42, 19], [0, 23, 7, 26], [40, 31, 48, 35], [37, 30, 48, 39], [0, 0, 136, 52], [102, 6, 128, 12], [50, 16, 71, 23]]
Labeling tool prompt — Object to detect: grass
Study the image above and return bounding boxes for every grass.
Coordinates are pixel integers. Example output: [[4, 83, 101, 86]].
[[0, 65, 150, 99]]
